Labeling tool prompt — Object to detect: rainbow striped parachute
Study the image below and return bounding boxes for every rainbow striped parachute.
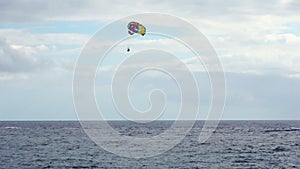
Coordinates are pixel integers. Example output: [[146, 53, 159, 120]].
[[127, 21, 146, 36]]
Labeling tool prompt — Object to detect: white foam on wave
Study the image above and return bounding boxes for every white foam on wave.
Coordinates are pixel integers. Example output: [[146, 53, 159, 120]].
[[2, 126, 22, 129]]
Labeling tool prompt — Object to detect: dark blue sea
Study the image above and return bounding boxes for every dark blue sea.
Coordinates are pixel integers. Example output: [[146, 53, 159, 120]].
[[1, 121, 299, 168]]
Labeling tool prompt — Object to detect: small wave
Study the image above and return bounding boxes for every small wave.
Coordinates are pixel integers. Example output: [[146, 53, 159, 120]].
[[263, 128, 300, 133], [62, 127, 78, 130], [2, 126, 22, 129], [233, 159, 250, 163], [273, 146, 290, 152]]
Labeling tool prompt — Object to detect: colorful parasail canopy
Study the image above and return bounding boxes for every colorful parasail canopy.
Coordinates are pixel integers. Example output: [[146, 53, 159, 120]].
[[127, 21, 146, 36]]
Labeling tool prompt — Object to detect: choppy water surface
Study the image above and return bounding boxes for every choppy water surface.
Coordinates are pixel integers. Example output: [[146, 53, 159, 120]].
[[0, 121, 299, 168]]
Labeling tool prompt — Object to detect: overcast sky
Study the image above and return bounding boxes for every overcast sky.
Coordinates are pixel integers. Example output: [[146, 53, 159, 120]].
[[0, 0, 299, 120]]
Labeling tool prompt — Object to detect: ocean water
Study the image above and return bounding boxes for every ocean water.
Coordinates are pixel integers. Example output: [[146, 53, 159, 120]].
[[0, 121, 299, 168]]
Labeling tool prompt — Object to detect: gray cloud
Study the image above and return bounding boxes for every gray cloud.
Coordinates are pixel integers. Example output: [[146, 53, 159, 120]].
[[0, 0, 299, 23], [95, 61, 300, 120], [0, 0, 83, 23], [0, 37, 49, 73], [224, 73, 300, 119]]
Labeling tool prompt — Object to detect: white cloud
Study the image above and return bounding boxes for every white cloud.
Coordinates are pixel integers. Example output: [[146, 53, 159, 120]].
[[0, 29, 89, 46], [0, 37, 46, 73], [0, 72, 30, 80], [1, 1, 299, 78], [0, 31, 84, 80]]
